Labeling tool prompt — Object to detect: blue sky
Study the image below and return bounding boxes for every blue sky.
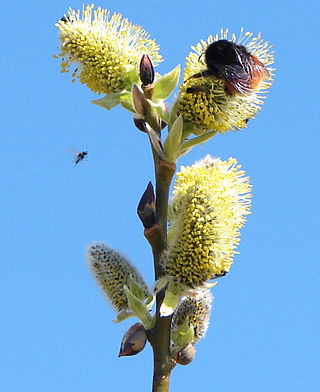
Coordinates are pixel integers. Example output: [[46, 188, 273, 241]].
[[1, 0, 319, 391]]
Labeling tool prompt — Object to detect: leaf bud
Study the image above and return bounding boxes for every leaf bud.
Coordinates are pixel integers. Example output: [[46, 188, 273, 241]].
[[140, 54, 155, 86], [137, 182, 157, 229], [175, 343, 196, 365], [118, 322, 147, 357]]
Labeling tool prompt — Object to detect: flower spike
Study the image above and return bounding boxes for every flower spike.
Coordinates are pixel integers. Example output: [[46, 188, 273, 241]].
[[87, 243, 150, 313], [55, 5, 162, 95], [164, 155, 252, 288]]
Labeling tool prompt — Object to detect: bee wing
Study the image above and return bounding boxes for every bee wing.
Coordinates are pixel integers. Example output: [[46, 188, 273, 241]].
[[249, 56, 270, 89], [69, 147, 81, 155], [234, 50, 270, 92], [68, 148, 83, 166], [223, 64, 252, 95]]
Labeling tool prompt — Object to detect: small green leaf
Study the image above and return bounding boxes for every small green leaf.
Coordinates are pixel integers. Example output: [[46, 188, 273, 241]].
[[113, 310, 134, 323], [147, 100, 169, 123], [171, 318, 195, 353], [154, 277, 169, 293], [119, 93, 135, 113], [167, 99, 180, 130], [160, 282, 182, 317], [92, 91, 128, 111], [168, 280, 180, 296], [145, 295, 155, 308], [154, 65, 180, 100], [123, 66, 140, 90], [146, 128, 167, 160], [129, 276, 145, 300], [178, 130, 218, 154], [124, 286, 154, 329], [163, 115, 183, 163]]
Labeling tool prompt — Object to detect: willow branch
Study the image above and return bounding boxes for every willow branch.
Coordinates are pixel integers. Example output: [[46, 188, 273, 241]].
[[143, 143, 176, 392]]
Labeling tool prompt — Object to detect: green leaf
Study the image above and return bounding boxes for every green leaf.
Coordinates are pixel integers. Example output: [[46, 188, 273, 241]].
[[178, 130, 218, 154], [92, 91, 128, 111], [146, 100, 169, 123], [154, 277, 169, 293], [154, 65, 180, 100], [167, 98, 180, 130], [145, 295, 155, 308], [119, 92, 135, 113], [160, 281, 182, 317], [129, 276, 145, 301], [163, 115, 183, 163], [124, 286, 154, 329], [113, 310, 134, 323], [123, 66, 140, 90], [171, 318, 195, 352]]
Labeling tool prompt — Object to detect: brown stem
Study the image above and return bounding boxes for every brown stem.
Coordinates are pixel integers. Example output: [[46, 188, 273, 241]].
[[155, 160, 176, 240], [145, 147, 176, 392], [152, 371, 171, 392]]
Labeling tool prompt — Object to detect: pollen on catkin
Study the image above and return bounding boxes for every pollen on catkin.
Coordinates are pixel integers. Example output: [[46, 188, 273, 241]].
[[87, 243, 150, 311], [178, 29, 274, 133], [164, 155, 252, 288], [55, 5, 162, 94], [172, 290, 213, 342]]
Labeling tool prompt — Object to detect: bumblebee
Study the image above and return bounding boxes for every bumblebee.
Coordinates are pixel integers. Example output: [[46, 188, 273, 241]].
[[186, 40, 269, 95]]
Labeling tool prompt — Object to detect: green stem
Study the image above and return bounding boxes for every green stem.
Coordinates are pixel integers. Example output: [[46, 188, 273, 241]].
[[146, 146, 176, 392], [152, 367, 171, 392]]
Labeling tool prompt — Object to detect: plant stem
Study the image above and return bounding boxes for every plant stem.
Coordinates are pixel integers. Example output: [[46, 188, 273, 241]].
[[145, 147, 176, 392]]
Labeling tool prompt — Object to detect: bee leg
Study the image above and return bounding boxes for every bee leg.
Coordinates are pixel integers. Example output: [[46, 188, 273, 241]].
[[183, 69, 213, 83], [212, 271, 228, 280], [186, 85, 207, 94]]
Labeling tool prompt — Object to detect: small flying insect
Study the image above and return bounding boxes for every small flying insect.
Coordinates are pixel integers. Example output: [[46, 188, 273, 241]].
[[186, 39, 269, 96], [70, 149, 88, 166]]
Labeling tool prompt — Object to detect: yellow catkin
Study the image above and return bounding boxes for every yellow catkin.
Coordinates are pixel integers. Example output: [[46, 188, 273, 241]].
[[55, 5, 162, 94], [178, 29, 274, 133], [165, 155, 252, 288]]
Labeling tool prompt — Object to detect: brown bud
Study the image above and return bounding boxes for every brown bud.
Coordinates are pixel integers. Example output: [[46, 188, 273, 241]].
[[132, 84, 148, 117], [118, 323, 147, 357], [175, 343, 196, 365], [140, 55, 154, 86], [160, 120, 167, 130], [137, 182, 157, 229], [133, 118, 148, 133]]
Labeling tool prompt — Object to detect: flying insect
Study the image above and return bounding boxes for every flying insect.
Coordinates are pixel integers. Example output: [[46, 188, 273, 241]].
[[70, 149, 88, 166]]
